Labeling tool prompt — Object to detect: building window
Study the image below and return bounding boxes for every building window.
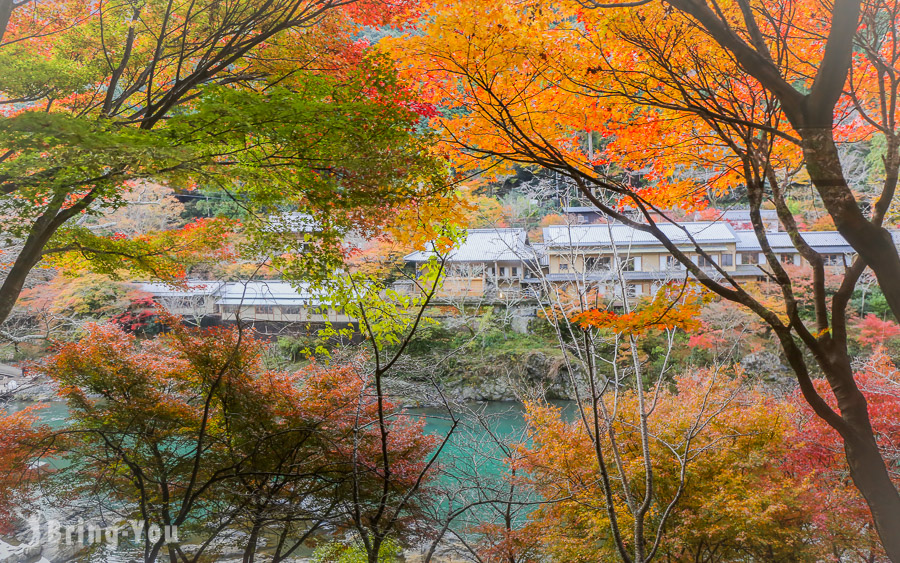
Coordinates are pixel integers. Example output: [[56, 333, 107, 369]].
[[613, 284, 640, 298], [449, 264, 469, 277], [256, 305, 275, 315], [222, 305, 242, 313], [281, 306, 302, 315], [721, 253, 733, 267], [499, 266, 508, 278], [620, 257, 641, 272], [738, 252, 758, 265], [665, 255, 685, 270], [585, 256, 611, 271], [781, 253, 795, 265], [559, 263, 569, 272], [698, 254, 718, 268], [511, 266, 518, 277], [823, 254, 844, 266]]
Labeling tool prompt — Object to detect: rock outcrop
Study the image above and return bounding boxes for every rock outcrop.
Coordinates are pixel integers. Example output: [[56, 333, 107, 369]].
[[388, 350, 579, 406]]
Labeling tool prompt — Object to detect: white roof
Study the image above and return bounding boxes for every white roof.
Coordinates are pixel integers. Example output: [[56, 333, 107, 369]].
[[542, 222, 738, 248], [719, 209, 778, 220], [217, 281, 319, 306], [137, 280, 224, 296], [405, 229, 536, 263], [0, 364, 22, 377], [735, 229, 900, 253], [531, 242, 550, 266], [262, 212, 319, 233], [563, 206, 603, 213]]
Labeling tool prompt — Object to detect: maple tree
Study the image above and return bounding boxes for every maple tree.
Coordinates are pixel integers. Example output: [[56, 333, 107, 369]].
[[343, 194, 471, 279], [109, 296, 163, 335], [785, 348, 900, 562], [41, 314, 438, 563], [18, 272, 134, 319], [464, 345, 900, 563], [687, 298, 768, 360], [462, 191, 512, 229], [0, 406, 46, 533], [519, 376, 774, 562], [89, 182, 187, 237], [520, 258, 720, 562], [854, 315, 900, 351], [317, 233, 462, 563], [507, 253, 898, 562], [388, 0, 900, 551], [515, 370, 897, 562], [2, 278, 97, 356], [571, 283, 707, 336], [0, 0, 454, 328]]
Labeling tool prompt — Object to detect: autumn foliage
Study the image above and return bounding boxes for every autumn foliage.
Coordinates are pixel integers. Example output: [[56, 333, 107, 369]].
[[784, 349, 900, 561], [0, 406, 46, 533], [571, 284, 707, 335], [0, 0, 466, 330], [509, 365, 898, 562], [385, 0, 899, 213], [41, 317, 437, 559], [854, 315, 900, 350], [383, 0, 900, 550]]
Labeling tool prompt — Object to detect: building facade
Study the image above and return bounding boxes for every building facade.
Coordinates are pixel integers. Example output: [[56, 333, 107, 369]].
[[137, 280, 351, 325], [139, 222, 900, 323], [403, 228, 541, 299], [539, 222, 763, 299]]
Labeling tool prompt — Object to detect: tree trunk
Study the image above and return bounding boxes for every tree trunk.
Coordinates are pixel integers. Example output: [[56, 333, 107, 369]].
[[146, 538, 164, 563], [821, 351, 900, 561], [0, 194, 74, 326], [0, 224, 55, 326], [844, 428, 900, 560], [800, 128, 900, 554], [0, 0, 14, 46], [368, 536, 382, 563], [243, 524, 261, 563], [801, 129, 900, 322]]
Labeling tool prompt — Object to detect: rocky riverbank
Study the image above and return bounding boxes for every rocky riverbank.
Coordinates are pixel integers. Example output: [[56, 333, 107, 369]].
[[0, 367, 57, 403], [386, 349, 580, 406], [384, 345, 797, 408]]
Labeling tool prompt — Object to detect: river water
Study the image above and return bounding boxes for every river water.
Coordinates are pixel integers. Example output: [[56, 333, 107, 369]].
[[6, 399, 573, 452], [5, 400, 71, 428], [3, 399, 575, 561], [6, 399, 580, 478]]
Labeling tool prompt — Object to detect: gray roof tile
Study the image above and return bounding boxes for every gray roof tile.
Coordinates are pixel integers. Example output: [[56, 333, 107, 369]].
[[137, 280, 224, 296], [405, 228, 536, 263], [542, 222, 738, 247], [217, 281, 319, 306]]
